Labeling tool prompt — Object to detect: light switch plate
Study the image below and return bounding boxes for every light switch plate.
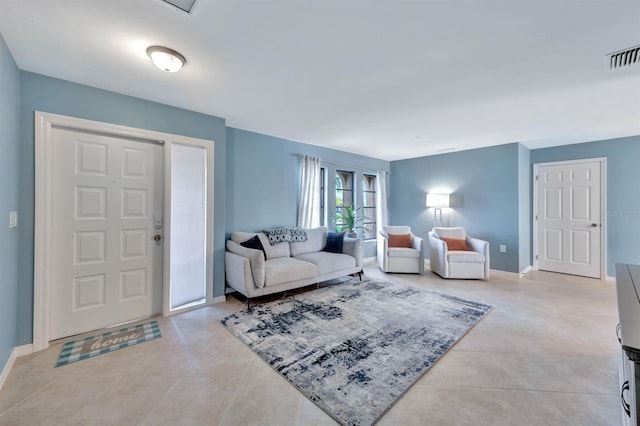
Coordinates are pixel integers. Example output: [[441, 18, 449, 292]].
[[9, 211, 17, 228], [499, 244, 506, 253]]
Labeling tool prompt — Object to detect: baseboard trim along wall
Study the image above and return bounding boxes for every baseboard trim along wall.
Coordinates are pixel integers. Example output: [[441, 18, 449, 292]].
[[519, 266, 533, 277], [0, 344, 33, 393]]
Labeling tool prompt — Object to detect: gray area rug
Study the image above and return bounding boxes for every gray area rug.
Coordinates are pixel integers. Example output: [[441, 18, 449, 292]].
[[221, 278, 492, 425]]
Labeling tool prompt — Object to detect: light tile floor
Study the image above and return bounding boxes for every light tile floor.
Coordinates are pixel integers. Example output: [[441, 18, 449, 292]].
[[0, 263, 622, 425]]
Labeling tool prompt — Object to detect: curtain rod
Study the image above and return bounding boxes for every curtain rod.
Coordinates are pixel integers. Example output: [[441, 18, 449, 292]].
[[293, 153, 389, 175]]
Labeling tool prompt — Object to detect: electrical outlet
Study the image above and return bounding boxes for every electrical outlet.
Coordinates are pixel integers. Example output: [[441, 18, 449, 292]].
[[9, 211, 17, 228], [499, 244, 506, 253]]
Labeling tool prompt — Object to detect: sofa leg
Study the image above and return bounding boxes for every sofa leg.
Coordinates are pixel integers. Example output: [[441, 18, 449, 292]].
[[358, 271, 362, 281]]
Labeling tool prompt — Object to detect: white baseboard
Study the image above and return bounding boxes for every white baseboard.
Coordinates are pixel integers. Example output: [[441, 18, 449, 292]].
[[211, 295, 226, 304], [363, 256, 376, 264], [0, 344, 33, 393], [606, 275, 615, 282], [490, 269, 521, 279], [519, 266, 533, 277]]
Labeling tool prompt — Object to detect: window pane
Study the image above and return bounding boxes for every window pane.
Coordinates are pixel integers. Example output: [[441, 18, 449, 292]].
[[170, 144, 207, 310], [336, 170, 353, 232], [362, 174, 377, 239]]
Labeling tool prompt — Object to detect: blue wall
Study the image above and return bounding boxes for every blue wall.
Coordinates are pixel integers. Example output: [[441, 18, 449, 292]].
[[0, 34, 20, 372], [17, 72, 227, 345], [518, 144, 531, 272], [531, 136, 640, 276], [390, 143, 522, 273], [226, 128, 389, 258]]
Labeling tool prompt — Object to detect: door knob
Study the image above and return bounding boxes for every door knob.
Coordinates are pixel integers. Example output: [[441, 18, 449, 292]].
[[590, 223, 598, 228], [154, 234, 162, 241]]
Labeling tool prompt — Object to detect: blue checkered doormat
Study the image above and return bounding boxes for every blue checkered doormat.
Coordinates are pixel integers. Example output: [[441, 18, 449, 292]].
[[55, 320, 161, 367]]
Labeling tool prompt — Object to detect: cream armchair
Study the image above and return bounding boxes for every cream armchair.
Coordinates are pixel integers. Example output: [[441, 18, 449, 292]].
[[428, 227, 490, 279], [377, 225, 425, 274]]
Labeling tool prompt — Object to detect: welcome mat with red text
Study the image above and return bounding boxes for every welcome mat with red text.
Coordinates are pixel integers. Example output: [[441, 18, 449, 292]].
[[55, 320, 161, 367]]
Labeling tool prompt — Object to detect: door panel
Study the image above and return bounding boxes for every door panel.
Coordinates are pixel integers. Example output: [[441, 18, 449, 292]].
[[50, 128, 163, 340], [536, 160, 602, 278]]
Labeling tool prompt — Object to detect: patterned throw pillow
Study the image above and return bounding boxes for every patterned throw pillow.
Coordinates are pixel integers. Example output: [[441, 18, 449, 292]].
[[288, 227, 308, 243], [263, 227, 308, 245]]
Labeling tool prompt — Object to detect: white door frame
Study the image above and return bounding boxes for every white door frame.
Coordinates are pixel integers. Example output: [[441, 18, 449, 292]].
[[34, 112, 215, 351], [532, 157, 607, 279]]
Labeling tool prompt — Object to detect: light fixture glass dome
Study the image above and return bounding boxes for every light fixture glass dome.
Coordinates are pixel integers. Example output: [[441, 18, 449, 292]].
[[146, 46, 186, 73]]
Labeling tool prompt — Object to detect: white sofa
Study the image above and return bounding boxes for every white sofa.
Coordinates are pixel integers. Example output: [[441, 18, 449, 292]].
[[428, 227, 490, 279], [225, 226, 363, 300], [377, 225, 425, 274]]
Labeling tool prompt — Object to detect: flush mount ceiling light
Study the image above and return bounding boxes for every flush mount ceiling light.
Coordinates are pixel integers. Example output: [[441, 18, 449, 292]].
[[146, 46, 186, 73]]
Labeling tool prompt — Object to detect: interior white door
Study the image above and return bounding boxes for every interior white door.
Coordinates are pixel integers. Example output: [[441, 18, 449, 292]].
[[536, 160, 602, 278], [50, 128, 163, 340]]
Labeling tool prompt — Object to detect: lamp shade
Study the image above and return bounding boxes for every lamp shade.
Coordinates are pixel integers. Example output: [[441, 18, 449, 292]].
[[426, 193, 450, 208]]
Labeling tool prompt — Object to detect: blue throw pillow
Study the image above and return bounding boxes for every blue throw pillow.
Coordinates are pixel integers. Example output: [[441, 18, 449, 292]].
[[324, 232, 344, 253], [241, 235, 267, 260]]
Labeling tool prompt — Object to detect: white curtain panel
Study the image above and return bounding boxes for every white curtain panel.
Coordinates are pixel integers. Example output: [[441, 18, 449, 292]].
[[297, 155, 321, 228], [376, 169, 389, 231]]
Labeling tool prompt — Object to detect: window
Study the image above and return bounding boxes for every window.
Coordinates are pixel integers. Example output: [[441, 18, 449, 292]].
[[319, 167, 326, 226], [335, 170, 353, 232], [362, 174, 377, 239]]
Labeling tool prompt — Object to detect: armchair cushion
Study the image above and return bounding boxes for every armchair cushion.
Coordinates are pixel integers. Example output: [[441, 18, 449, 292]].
[[382, 225, 411, 236], [388, 247, 421, 258], [448, 252, 485, 263], [387, 233, 412, 248], [433, 227, 466, 240], [440, 237, 471, 251]]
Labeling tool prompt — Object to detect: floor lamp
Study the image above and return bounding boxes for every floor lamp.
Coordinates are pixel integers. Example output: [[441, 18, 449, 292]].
[[426, 193, 450, 228]]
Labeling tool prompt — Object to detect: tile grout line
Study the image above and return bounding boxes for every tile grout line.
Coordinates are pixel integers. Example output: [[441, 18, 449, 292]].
[[217, 354, 256, 426], [415, 383, 619, 397], [140, 377, 182, 424]]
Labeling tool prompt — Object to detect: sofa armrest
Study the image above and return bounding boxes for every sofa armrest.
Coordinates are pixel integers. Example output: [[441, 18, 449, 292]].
[[428, 231, 448, 277], [411, 233, 426, 274], [224, 251, 254, 297], [226, 240, 265, 288], [376, 232, 388, 271], [467, 236, 488, 255], [467, 236, 490, 279], [342, 237, 363, 268]]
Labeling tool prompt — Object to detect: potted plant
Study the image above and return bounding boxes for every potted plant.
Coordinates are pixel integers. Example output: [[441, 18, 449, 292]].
[[335, 206, 371, 238]]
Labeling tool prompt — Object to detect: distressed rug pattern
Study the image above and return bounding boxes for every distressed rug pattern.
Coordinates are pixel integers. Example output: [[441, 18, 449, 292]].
[[221, 278, 491, 426]]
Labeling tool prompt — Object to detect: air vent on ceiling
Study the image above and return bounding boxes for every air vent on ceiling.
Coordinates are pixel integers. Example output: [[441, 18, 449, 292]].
[[606, 45, 640, 70], [161, 0, 198, 14]]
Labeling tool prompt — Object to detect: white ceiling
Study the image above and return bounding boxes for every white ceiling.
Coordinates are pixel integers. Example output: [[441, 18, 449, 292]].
[[1, 0, 639, 161]]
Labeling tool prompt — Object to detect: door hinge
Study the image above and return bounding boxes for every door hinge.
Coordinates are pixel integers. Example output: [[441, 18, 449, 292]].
[[535, 214, 538, 220], [535, 175, 538, 181], [535, 254, 538, 260]]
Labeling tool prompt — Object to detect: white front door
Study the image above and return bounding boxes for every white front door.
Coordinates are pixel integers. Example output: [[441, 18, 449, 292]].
[[535, 159, 603, 278], [49, 128, 163, 340]]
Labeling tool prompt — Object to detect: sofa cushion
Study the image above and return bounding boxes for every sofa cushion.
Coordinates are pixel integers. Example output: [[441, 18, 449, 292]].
[[323, 232, 344, 253], [226, 240, 266, 288], [294, 252, 356, 275], [447, 251, 485, 263], [387, 247, 421, 258], [231, 231, 290, 259], [264, 257, 317, 287], [290, 227, 327, 256]]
